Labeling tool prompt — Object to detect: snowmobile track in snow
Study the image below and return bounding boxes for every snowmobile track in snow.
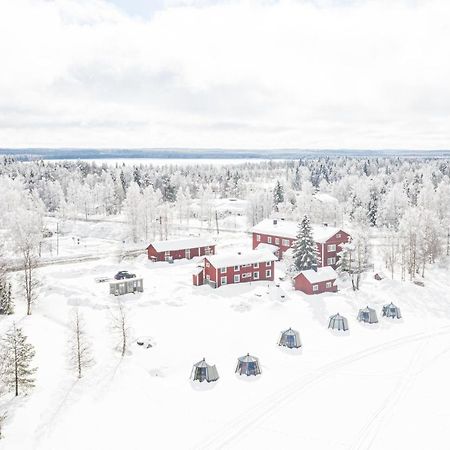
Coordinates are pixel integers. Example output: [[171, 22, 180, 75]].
[[194, 326, 450, 450]]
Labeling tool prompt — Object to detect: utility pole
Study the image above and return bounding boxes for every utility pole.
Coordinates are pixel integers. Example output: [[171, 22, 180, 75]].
[[56, 222, 59, 256], [215, 211, 219, 235]]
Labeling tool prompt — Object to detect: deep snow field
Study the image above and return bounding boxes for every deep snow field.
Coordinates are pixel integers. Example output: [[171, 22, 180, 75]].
[[1, 231, 450, 450]]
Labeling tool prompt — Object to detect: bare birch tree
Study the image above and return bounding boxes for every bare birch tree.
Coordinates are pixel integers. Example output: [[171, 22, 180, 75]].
[[112, 302, 130, 357], [70, 308, 93, 378]]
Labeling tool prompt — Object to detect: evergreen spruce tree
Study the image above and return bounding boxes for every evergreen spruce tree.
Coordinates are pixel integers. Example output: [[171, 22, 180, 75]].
[[0, 280, 13, 315], [273, 181, 284, 211], [292, 215, 319, 272], [367, 189, 378, 227], [1, 324, 36, 396]]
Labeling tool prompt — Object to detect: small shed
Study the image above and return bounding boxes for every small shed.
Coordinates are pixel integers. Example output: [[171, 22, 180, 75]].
[[382, 302, 402, 319], [278, 328, 302, 349], [328, 313, 349, 331], [190, 358, 219, 383], [235, 354, 261, 376], [109, 278, 143, 296], [293, 266, 338, 295], [357, 306, 378, 324]]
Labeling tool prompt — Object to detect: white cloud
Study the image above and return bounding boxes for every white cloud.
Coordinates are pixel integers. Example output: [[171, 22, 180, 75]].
[[0, 0, 449, 149]]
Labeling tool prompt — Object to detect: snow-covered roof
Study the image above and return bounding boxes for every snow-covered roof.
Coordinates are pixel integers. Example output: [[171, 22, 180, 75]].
[[149, 237, 216, 252], [294, 266, 337, 283], [193, 266, 203, 275], [250, 218, 344, 243], [205, 249, 277, 269], [255, 242, 279, 253], [109, 277, 143, 285]]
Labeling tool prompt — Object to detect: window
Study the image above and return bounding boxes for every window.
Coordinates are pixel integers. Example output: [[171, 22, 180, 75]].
[[326, 281, 332, 288], [266, 261, 272, 267], [165, 251, 170, 257], [242, 264, 251, 268], [267, 236, 272, 244], [282, 239, 290, 247], [221, 267, 227, 274], [327, 257, 336, 266], [242, 273, 250, 279], [336, 233, 341, 238], [266, 269, 271, 278], [275, 237, 280, 245], [221, 276, 227, 285], [206, 274, 210, 281], [253, 272, 259, 280], [313, 284, 319, 291], [234, 265, 240, 271], [234, 274, 240, 283], [256, 234, 261, 242], [327, 244, 336, 252], [206, 262, 210, 268], [253, 262, 259, 268]]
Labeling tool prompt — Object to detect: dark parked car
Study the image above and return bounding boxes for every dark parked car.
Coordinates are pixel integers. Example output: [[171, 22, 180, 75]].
[[114, 271, 136, 280]]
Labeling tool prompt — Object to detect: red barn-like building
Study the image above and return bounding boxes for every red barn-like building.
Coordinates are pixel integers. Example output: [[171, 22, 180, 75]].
[[250, 218, 350, 268], [193, 250, 277, 288], [293, 266, 338, 295], [147, 237, 216, 262]]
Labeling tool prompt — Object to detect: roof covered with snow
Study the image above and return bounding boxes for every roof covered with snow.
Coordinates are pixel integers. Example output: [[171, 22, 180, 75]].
[[205, 249, 277, 269], [250, 218, 345, 243], [294, 266, 337, 283], [255, 242, 279, 253], [149, 237, 216, 252]]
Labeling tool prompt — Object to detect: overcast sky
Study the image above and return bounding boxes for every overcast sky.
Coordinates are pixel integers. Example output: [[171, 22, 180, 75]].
[[1, 0, 449, 150]]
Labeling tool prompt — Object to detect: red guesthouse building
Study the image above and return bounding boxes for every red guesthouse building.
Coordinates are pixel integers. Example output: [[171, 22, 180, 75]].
[[147, 237, 216, 262], [193, 250, 277, 288], [293, 266, 338, 295], [250, 218, 350, 268]]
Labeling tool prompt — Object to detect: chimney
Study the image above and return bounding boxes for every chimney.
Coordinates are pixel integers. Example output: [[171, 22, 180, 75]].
[[273, 219, 278, 225]]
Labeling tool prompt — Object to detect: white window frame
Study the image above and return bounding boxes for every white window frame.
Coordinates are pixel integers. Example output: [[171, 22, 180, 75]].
[[233, 274, 240, 283], [221, 276, 227, 285], [327, 257, 336, 266], [220, 267, 227, 274], [253, 272, 259, 280], [326, 281, 332, 288], [266, 261, 272, 267], [275, 237, 280, 245], [253, 262, 259, 268], [165, 251, 170, 258], [265, 269, 271, 278], [234, 265, 240, 271], [267, 236, 272, 244], [206, 274, 210, 281], [327, 244, 336, 252], [256, 234, 261, 242], [206, 262, 210, 268], [313, 284, 319, 292], [282, 239, 289, 247], [336, 233, 341, 238]]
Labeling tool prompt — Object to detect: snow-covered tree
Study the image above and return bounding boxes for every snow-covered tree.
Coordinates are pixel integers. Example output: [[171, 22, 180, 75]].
[[0, 324, 36, 396], [0, 279, 13, 315], [273, 181, 284, 211], [292, 215, 319, 272]]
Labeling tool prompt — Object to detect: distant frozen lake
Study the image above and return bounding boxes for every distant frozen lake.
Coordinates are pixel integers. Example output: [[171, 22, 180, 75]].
[[49, 158, 280, 166]]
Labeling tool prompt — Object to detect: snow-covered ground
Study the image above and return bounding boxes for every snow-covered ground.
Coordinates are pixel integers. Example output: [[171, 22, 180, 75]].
[[1, 231, 449, 449]]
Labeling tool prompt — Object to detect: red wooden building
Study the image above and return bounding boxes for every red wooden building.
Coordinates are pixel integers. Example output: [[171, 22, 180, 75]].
[[147, 237, 216, 262], [250, 218, 350, 268], [193, 250, 277, 288], [293, 266, 338, 295]]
